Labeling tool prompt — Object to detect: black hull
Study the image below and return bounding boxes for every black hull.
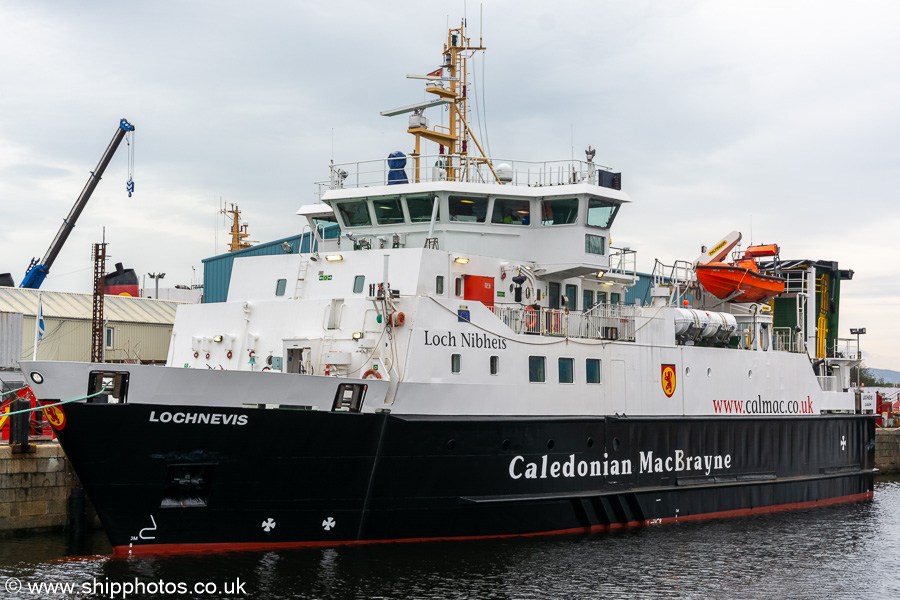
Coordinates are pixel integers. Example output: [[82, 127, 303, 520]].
[[51, 403, 875, 554]]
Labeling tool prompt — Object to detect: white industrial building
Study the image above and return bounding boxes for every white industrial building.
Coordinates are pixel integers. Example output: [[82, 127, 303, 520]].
[[0, 288, 183, 367]]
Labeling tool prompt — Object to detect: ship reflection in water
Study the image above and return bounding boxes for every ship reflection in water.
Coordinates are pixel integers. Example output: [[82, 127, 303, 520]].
[[1, 477, 899, 599]]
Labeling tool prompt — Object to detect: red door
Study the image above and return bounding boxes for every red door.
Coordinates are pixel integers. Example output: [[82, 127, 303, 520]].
[[464, 275, 495, 309]]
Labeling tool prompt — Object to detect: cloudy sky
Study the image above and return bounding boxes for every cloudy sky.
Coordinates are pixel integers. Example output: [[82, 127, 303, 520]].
[[1, 1, 898, 369]]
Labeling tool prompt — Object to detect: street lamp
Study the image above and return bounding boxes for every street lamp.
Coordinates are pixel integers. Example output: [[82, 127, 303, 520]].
[[850, 328, 866, 387], [148, 272, 166, 299]]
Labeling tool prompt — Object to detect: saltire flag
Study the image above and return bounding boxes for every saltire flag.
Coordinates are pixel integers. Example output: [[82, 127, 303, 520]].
[[37, 294, 44, 341], [427, 68, 442, 77]]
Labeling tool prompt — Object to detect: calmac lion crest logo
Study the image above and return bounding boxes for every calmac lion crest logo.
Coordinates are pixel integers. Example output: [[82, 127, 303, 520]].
[[661, 364, 676, 398], [41, 402, 66, 431]]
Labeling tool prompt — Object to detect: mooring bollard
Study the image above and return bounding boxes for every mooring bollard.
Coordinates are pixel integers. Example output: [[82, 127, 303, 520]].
[[9, 397, 35, 453]]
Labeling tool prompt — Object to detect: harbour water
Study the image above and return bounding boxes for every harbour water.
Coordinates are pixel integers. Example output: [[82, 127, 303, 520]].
[[2, 476, 899, 599]]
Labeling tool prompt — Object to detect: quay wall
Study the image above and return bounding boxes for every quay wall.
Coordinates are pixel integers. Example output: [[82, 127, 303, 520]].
[[0, 443, 79, 532], [876, 428, 900, 474]]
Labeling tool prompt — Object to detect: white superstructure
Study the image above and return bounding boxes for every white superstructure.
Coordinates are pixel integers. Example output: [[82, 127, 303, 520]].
[[163, 165, 860, 418]]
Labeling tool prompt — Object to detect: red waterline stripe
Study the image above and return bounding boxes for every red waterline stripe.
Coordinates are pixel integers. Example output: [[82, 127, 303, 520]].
[[112, 491, 873, 557], [629, 490, 874, 528]]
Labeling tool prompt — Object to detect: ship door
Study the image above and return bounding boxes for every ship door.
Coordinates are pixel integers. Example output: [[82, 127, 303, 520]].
[[284, 344, 313, 374], [463, 275, 494, 308]]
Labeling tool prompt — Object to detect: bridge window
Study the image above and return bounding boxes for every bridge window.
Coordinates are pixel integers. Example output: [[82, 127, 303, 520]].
[[407, 195, 440, 222], [585, 234, 605, 255], [587, 198, 620, 229], [449, 196, 487, 223], [336, 202, 371, 227], [540, 198, 579, 225], [491, 198, 530, 225], [373, 198, 404, 224]]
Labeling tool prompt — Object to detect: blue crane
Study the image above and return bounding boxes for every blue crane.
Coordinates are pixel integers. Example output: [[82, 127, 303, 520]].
[[17, 118, 135, 289]]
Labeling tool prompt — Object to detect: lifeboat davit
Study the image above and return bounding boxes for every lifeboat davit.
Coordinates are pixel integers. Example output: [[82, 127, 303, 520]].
[[696, 244, 785, 303]]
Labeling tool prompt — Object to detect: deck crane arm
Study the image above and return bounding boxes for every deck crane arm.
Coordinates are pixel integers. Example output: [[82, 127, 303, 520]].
[[20, 118, 135, 289]]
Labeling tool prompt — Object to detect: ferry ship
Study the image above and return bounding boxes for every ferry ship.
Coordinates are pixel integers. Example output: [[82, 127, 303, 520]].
[[23, 22, 875, 555]]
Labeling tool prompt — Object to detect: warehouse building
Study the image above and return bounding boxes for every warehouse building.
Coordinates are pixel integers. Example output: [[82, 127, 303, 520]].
[[0, 288, 184, 367]]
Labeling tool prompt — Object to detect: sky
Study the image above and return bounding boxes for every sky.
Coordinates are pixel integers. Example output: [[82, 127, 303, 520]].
[[0, 1, 898, 370]]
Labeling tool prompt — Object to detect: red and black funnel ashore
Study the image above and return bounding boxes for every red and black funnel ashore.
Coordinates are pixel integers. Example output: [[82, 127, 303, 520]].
[[104, 262, 139, 297]]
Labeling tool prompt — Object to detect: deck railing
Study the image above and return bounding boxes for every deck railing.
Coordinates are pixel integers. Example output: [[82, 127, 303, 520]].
[[827, 337, 861, 360], [316, 154, 620, 195], [773, 327, 806, 354], [488, 304, 637, 341]]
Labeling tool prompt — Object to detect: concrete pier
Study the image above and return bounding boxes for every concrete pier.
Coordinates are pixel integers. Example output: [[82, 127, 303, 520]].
[[876, 428, 900, 475], [0, 443, 78, 532]]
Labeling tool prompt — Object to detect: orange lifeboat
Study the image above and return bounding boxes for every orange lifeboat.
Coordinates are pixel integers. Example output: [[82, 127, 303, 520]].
[[696, 244, 785, 303]]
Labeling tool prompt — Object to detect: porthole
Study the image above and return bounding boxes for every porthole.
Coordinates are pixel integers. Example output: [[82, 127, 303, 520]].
[[707, 368, 712, 378], [501, 439, 510, 450], [447, 439, 457, 450], [547, 439, 555, 450], [685, 367, 691, 377], [587, 437, 594, 448], [613, 438, 621, 451], [748, 369, 753, 379]]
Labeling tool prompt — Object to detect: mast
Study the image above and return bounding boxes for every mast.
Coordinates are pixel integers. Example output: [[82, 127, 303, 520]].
[[384, 20, 500, 184], [219, 204, 252, 253]]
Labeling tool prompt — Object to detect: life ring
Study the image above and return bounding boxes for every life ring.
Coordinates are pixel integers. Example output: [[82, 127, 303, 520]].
[[262, 366, 271, 371], [392, 312, 406, 327], [524, 307, 538, 328], [362, 369, 382, 380]]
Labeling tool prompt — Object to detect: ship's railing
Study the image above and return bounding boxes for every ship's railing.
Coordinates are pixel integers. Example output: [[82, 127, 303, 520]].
[[775, 269, 809, 294], [315, 154, 620, 196], [816, 375, 839, 392], [650, 259, 696, 307], [773, 327, 806, 354], [827, 337, 861, 360], [488, 304, 637, 341], [608, 246, 638, 283]]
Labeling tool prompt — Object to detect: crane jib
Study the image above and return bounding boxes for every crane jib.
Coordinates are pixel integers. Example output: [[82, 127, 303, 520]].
[[19, 119, 135, 289]]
